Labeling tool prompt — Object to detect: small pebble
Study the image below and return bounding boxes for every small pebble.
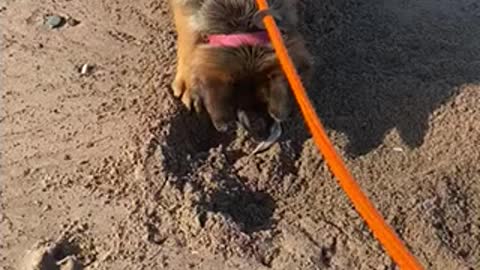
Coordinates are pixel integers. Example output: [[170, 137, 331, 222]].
[[79, 160, 89, 165], [23, 168, 31, 176], [392, 147, 404, 152], [58, 256, 82, 270], [80, 223, 89, 231], [66, 17, 80, 26], [80, 64, 90, 74], [45, 15, 64, 29]]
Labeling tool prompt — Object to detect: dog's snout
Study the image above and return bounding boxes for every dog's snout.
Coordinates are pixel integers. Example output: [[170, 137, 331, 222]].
[[268, 104, 291, 122], [212, 120, 229, 132]]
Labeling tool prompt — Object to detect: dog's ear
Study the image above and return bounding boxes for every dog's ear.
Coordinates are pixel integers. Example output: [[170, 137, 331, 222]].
[[288, 36, 314, 86], [261, 70, 293, 122], [254, 32, 313, 123], [254, 0, 299, 32], [190, 69, 236, 132]]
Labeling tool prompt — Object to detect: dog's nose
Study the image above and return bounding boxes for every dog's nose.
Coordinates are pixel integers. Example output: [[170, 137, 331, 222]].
[[269, 110, 289, 123], [213, 121, 229, 132]]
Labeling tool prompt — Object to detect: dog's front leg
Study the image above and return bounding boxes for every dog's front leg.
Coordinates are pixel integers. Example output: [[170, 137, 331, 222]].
[[169, 0, 201, 111]]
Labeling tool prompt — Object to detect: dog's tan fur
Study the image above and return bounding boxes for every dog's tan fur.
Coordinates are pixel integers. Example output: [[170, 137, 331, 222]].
[[169, 0, 313, 132], [169, 0, 201, 110]]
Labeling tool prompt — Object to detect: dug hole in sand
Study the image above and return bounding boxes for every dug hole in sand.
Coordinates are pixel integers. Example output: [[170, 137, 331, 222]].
[[1, 0, 480, 269]]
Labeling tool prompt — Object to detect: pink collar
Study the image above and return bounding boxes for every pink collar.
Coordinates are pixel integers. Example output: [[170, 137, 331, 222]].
[[207, 31, 270, 48]]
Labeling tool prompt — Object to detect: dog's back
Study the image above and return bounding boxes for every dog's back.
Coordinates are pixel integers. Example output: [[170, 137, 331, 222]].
[[190, 0, 298, 34]]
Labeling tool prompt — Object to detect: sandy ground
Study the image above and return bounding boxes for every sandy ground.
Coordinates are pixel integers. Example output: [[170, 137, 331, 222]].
[[1, 0, 480, 269]]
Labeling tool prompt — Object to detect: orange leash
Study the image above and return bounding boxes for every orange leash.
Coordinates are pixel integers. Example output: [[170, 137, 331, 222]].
[[255, 0, 424, 269]]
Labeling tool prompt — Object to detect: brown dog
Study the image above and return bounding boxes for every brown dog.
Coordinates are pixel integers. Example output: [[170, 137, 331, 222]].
[[169, 0, 313, 152]]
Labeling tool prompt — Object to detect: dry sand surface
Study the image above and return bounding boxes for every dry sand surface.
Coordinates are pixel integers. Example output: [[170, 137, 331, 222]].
[[1, 0, 480, 269]]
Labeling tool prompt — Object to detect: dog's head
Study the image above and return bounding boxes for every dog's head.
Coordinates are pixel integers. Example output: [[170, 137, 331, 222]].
[[187, 0, 313, 132], [188, 47, 240, 132], [189, 41, 311, 132], [188, 46, 273, 132]]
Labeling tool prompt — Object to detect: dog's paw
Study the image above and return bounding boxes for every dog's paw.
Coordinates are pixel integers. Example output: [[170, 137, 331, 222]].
[[171, 74, 186, 98], [172, 73, 199, 112], [180, 87, 193, 111], [175, 80, 204, 113], [192, 91, 204, 113]]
